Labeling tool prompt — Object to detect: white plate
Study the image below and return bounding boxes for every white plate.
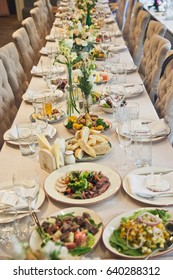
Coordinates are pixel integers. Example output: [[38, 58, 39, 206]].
[[94, 72, 113, 84], [3, 124, 56, 146], [125, 84, 144, 98], [102, 207, 173, 259], [0, 181, 45, 222], [109, 45, 127, 53], [44, 163, 121, 205], [115, 119, 170, 142], [29, 207, 102, 256], [123, 167, 173, 206]]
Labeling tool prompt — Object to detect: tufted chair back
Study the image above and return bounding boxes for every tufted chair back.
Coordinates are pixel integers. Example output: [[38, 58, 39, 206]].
[[143, 34, 171, 104], [45, 0, 54, 26], [30, 7, 47, 45], [138, 20, 167, 80], [123, 0, 137, 43], [12, 27, 36, 82], [0, 42, 28, 108], [128, 1, 144, 52], [0, 60, 18, 149], [116, 0, 129, 31], [154, 50, 173, 118], [34, 0, 53, 30], [22, 17, 42, 64], [129, 10, 150, 68]]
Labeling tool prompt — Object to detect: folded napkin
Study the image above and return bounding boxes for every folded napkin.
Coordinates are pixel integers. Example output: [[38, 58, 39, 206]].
[[125, 84, 143, 96], [39, 47, 48, 55], [45, 35, 55, 42], [126, 63, 137, 73], [31, 66, 42, 75], [104, 17, 115, 24], [147, 119, 167, 136], [127, 172, 173, 197], [109, 45, 127, 53], [9, 124, 55, 139], [127, 119, 167, 136]]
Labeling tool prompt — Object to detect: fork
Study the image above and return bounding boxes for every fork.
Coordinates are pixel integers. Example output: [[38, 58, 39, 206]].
[[31, 211, 47, 246], [136, 192, 173, 200], [145, 238, 173, 259]]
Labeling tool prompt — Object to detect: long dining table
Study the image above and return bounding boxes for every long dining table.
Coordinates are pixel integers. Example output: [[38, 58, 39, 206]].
[[1, 3, 173, 260]]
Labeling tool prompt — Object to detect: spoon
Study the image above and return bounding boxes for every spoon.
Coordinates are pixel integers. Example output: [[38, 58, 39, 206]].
[[145, 236, 173, 260]]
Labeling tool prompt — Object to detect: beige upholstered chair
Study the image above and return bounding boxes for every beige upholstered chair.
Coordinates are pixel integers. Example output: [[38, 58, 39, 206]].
[[129, 10, 150, 68], [0, 42, 28, 108], [12, 27, 36, 82], [116, 0, 129, 31], [155, 50, 173, 120], [22, 17, 42, 63], [138, 20, 167, 80], [30, 7, 47, 45], [123, 0, 137, 43], [45, 0, 54, 26], [128, 1, 144, 52], [143, 34, 171, 104], [34, 0, 53, 30], [0, 60, 18, 149]]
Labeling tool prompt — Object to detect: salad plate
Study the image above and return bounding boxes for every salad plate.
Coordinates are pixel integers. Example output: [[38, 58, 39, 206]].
[[102, 207, 173, 259], [44, 162, 121, 206], [123, 166, 173, 206], [30, 110, 66, 124], [0, 181, 45, 222], [29, 207, 103, 257]]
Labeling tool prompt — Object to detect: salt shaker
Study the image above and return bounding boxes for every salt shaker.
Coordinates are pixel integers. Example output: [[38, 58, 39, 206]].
[[64, 150, 76, 165]]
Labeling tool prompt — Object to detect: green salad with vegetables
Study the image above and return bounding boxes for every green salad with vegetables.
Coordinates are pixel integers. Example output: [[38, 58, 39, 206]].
[[109, 209, 172, 256], [38, 212, 102, 256]]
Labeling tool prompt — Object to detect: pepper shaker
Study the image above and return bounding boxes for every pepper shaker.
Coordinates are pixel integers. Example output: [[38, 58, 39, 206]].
[[64, 150, 76, 165]]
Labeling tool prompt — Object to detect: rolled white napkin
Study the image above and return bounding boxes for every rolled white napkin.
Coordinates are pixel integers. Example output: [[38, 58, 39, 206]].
[[127, 172, 173, 197]]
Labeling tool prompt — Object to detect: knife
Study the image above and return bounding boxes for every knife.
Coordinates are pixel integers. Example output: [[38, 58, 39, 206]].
[[138, 170, 173, 175]]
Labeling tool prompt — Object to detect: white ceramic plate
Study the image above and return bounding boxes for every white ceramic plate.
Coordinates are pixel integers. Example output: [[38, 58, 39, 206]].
[[44, 162, 121, 205], [125, 84, 144, 98], [102, 207, 173, 259], [29, 207, 102, 256], [123, 166, 173, 206], [0, 181, 45, 222], [31, 110, 66, 124], [65, 138, 112, 162], [3, 124, 56, 146], [115, 119, 170, 142]]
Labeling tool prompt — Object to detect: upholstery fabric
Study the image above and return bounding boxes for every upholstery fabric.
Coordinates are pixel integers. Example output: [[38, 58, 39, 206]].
[[123, 0, 137, 43], [116, 0, 129, 31], [34, 0, 53, 30], [129, 10, 150, 68], [155, 50, 173, 122], [22, 17, 42, 64], [30, 7, 47, 46], [138, 20, 167, 79], [12, 27, 36, 82], [143, 34, 171, 104], [128, 1, 144, 52], [0, 60, 17, 149], [0, 42, 28, 108]]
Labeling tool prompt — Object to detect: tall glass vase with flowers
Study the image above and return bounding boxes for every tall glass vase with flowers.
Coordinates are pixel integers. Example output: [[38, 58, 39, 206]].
[[75, 59, 96, 114], [54, 39, 82, 116]]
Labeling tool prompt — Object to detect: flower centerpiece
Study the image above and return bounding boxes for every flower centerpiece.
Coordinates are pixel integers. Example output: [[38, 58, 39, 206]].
[[74, 59, 96, 113], [75, 0, 97, 26], [55, 38, 82, 116], [68, 21, 96, 54]]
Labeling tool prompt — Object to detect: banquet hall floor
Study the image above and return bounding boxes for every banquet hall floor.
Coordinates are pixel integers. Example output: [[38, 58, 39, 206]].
[[0, 15, 21, 48]]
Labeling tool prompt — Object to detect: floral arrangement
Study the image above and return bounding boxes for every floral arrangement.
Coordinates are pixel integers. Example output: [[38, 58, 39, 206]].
[[68, 21, 96, 54], [55, 39, 83, 115], [73, 59, 96, 113], [75, 0, 97, 26]]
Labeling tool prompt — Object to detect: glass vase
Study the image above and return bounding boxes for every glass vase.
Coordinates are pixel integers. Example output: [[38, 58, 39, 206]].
[[66, 64, 79, 116]]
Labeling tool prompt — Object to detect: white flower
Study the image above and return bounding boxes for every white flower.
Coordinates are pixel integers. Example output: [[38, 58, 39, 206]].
[[65, 39, 73, 49], [73, 69, 83, 78], [56, 54, 67, 64]]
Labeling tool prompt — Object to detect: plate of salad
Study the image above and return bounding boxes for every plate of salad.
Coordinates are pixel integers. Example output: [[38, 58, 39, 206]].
[[29, 207, 103, 257], [44, 162, 121, 205], [102, 208, 173, 259]]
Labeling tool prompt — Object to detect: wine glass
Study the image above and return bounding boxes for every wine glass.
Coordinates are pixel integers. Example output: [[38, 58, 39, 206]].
[[117, 117, 132, 169], [100, 34, 111, 59], [32, 96, 48, 135], [13, 169, 40, 227]]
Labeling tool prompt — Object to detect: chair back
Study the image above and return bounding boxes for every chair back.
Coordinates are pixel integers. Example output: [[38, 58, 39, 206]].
[[0, 42, 28, 108], [12, 27, 36, 82], [0, 60, 18, 149], [139, 20, 167, 79], [123, 0, 137, 42], [143, 34, 171, 104], [116, 0, 129, 31]]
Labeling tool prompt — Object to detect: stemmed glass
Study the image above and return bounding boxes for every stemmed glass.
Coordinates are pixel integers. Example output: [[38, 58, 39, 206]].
[[12, 169, 40, 227], [32, 95, 48, 135], [100, 34, 111, 59], [117, 116, 132, 169]]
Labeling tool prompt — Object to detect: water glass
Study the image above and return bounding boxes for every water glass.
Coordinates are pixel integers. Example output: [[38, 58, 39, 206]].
[[123, 102, 139, 120], [0, 204, 18, 246], [116, 63, 127, 84], [16, 123, 36, 156], [134, 128, 152, 168]]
